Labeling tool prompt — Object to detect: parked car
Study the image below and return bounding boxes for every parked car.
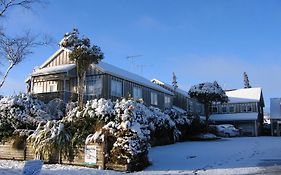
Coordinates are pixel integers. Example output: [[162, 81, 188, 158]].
[[209, 124, 240, 137]]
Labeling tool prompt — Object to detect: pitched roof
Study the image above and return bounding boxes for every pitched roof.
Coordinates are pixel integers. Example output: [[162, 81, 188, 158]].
[[96, 62, 173, 95], [31, 64, 76, 76], [31, 47, 174, 95], [40, 48, 65, 68], [225, 88, 262, 103], [151, 78, 188, 97], [210, 112, 258, 121]]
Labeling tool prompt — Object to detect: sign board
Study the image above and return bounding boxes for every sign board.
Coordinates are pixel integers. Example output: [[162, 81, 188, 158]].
[[22, 160, 43, 175], [85, 145, 97, 165]]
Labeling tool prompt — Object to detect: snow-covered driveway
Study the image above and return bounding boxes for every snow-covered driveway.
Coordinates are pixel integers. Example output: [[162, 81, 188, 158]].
[[1, 137, 281, 175]]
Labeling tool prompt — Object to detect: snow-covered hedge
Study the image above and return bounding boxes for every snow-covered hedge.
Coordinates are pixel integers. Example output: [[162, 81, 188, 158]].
[[0, 94, 65, 142], [0, 94, 203, 170]]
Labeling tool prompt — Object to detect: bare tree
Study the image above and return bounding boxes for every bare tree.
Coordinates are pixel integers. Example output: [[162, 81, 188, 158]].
[[0, 32, 48, 88], [0, 0, 49, 88], [0, 0, 41, 17]]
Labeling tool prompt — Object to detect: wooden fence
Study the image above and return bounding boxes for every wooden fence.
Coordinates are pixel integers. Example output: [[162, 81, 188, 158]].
[[0, 140, 135, 172]]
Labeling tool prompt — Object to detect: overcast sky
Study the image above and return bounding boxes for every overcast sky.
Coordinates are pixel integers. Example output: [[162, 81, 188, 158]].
[[1, 0, 281, 112]]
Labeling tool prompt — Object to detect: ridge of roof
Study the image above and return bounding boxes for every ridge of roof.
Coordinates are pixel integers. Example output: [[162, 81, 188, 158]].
[[151, 78, 188, 97], [96, 62, 173, 95]]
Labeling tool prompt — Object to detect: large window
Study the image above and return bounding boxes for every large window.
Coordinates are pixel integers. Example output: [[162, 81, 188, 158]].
[[111, 79, 122, 97], [33, 83, 43, 93], [86, 76, 102, 96], [49, 82, 57, 92], [164, 96, 171, 108], [133, 87, 142, 100], [151, 92, 158, 106]]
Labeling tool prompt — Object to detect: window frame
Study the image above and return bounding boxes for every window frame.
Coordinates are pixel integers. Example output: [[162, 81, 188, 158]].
[[49, 83, 57, 92], [164, 95, 171, 108], [151, 92, 158, 106], [111, 79, 123, 97], [133, 87, 142, 100], [86, 76, 102, 96]]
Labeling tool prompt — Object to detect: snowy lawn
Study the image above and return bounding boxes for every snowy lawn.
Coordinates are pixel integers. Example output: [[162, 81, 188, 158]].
[[2, 137, 281, 175], [141, 136, 281, 174]]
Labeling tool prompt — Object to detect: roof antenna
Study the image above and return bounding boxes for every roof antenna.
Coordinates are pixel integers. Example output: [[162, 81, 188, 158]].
[[136, 64, 152, 76], [126, 55, 142, 71]]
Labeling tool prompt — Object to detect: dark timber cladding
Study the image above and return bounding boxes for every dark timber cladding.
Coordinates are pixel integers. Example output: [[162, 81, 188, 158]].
[[103, 73, 171, 109]]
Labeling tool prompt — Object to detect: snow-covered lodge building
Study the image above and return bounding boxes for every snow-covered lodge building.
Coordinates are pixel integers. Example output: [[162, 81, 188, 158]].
[[151, 79, 205, 115], [210, 88, 264, 136], [25, 47, 174, 110]]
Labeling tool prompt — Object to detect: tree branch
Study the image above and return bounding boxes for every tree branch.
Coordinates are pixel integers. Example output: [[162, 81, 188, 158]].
[[0, 32, 51, 88], [0, 0, 41, 17], [0, 62, 14, 88]]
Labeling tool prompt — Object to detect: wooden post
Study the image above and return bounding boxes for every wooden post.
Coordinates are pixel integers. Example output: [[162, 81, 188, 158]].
[[254, 120, 258, 136], [30, 77, 34, 93]]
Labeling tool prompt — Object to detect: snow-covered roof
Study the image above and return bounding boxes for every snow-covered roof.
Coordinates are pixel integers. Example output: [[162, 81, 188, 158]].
[[40, 48, 64, 68], [226, 88, 262, 104], [31, 64, 76, 76], [210, 112, 258, 121], [33, 47, 172, 95], [96, 62, 173, 95], [151, 79, 188, 97]]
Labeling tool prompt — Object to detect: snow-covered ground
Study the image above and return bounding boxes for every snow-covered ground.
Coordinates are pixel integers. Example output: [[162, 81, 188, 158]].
[[1, 137, 281, 175]]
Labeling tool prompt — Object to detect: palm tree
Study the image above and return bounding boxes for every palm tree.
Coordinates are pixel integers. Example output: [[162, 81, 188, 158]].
[[60, 29, 104, 109]]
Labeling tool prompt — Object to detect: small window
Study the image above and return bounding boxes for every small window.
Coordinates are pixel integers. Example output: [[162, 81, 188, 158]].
[[34, 84, 43, 93], [222, 106, 227, 113], [49, 84, 57, 92], [247, 105, 252, 112], [111, 79, 122, 97], [229, 106, 235, 113], [133, 87, 142, 100], [240, 105, 246, 112], [151, 92, 158, 106], [212, 107, 218, 113], [164, 96, 171, 108]]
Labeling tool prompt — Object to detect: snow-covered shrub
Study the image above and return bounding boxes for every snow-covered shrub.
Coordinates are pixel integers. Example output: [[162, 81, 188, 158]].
[[164, 108, 191, 141], [147, 106, 176, 144], [28, 120, 72, 159], [188, 115, 206, 136], [65, 98, 115, 123], [87, 99, 150, 169], [46, 98, 66, 120], [0, 93, 58, 142]]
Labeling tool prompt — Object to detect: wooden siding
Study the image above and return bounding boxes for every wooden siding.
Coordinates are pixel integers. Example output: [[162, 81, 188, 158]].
[[173, 93, 187, 110], [0, 141, 25, 160], [105, 74, 171, 110], [45, 50, 73, 68]]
